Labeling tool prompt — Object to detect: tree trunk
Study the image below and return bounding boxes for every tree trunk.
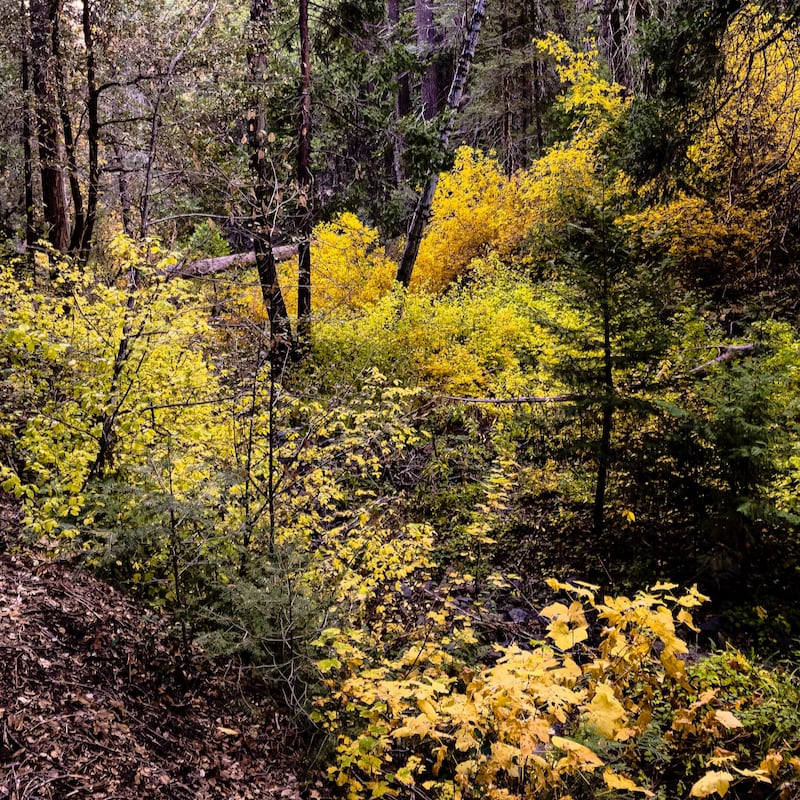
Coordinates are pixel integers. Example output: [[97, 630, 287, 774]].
[[79, 0, 100, 260], [29, 0, 70, 253], [20, 0, 36, 259], [296, 0, 312, 342], [387, 0, 411, 186], [416, 0, 439, 120], [166, 244, 298, 279], [249, 0, 293, 359], [396, 0, 486, 287], [592, 295, 614, 540], [50, 2, 85, 254], [112, 139, 133, 237]]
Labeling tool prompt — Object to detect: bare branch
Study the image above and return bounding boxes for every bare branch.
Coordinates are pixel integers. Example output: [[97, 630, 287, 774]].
[[689, 343, 756, 375], [437, 344, 758, 406], [165, 244, 299, 279]]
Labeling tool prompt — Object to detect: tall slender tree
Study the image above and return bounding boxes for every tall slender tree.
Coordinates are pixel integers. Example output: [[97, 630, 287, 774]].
[[29, 0, 70, 251], [395, 0, 486, 287], [296, 0, 312, 341], [248, 0, 293, 358], [20, 0, 36, 255]]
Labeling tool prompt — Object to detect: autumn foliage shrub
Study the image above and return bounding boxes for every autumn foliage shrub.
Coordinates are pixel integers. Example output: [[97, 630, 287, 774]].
[[310, 213, 396, 311], [411, 148, 520, 292], [313, 579, 800, 800]]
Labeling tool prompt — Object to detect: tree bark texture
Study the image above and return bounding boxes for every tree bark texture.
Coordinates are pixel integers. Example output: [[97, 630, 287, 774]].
[[29, 0, 70, 252], [387, 0, 411, 185], [249, 0, 293, 356], [416, 0, 439, 120], [80, 0, 100, 260], [592, 295, 614, 541], [396, 0, 486, 287], [166, 244, 298, 280], [296, 0, 313, 340], [20, 0, 36, 257], [50, 3, 85, 254]]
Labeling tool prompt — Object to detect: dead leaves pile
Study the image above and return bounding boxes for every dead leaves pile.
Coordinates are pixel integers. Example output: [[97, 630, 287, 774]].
[[0, 499, 303, 800]]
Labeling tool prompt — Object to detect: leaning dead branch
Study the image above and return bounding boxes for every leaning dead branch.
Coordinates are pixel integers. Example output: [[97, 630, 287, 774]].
[[439, 344, 758, 406], [165, 244, 299, 279]]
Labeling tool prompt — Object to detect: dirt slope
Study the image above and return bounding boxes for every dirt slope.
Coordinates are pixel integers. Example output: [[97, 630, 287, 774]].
[[0, 496, 304, 799]]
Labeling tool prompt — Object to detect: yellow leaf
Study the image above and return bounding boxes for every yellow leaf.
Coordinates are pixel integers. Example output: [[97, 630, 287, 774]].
[[651, 581, 679, 591], [602, 769, 654, 796], [216, 726, 240, 736], [732, 767, 771, 783], [759, 751, 783, 776], [393, 713, 434, 739], [551, 736, 603, 769], [708, 749, 736, 766], [677, 608, 700, 632], [692, 689, 717, 709], [548, 618, 589, 650], [586, 684, 626, 739], [540, 601, 570, 619], [714, 710, 743, 729], [417, 698, 437, 721], [542, 601, 589, 650], [490, 741, 520, 769], [689, 770, 734, 798], [660, 647, 688, 680], [433, 744, 448, 777]]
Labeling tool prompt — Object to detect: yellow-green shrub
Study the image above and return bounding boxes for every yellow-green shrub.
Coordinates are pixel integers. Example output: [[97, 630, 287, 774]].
[[411, 148, 520, 292], [314, 579, 800, 800]]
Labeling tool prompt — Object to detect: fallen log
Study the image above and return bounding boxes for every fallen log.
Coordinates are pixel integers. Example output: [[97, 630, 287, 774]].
[[165, 244, 299, 279]]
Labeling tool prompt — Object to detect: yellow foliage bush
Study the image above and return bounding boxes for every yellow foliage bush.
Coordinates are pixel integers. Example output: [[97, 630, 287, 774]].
[[311, 213, 396, 311], [0, 236, 231, 534], [314, 580, 800, 800], [411, 148, 520, 292], [621, 194, 768, 287], [410, 39, 630, 293], [242, 214, 395, 322], [654, 4, 800, 282], [311, 266, 590, 399], [691, 4, 800, 210]]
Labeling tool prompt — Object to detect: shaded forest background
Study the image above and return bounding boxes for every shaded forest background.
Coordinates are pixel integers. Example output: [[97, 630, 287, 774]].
[[3, 0, 800, 797]]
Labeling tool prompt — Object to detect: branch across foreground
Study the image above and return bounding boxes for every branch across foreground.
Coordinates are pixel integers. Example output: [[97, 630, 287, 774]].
[[438, 344, 757, 405]]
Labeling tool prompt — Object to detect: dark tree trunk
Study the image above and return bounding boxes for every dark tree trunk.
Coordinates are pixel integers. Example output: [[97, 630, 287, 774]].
[[20, 0, 36, 258], [416, 0, 439, 120], [387, 0, 410, 186], [296, 0, 312, 342], [29, 0, 70, 252], [50, 3, 85, 254], [112, 140, 133, 236], [533, 55, 545, 156], [396, 0, 486, 287], [249, 0, 293, 359], [80, 0, 100, 260], [593, 295, 614, 540]]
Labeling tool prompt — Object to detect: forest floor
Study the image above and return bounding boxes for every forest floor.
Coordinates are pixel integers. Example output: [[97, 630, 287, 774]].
[[0, 493, 309, 800]]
